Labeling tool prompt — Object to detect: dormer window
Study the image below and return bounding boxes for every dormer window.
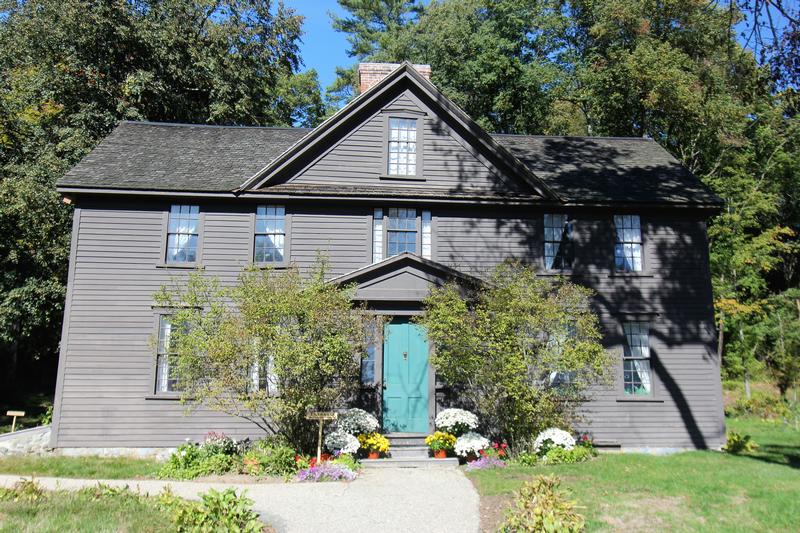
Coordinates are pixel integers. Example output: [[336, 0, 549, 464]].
[[387, 117, 418, 176]]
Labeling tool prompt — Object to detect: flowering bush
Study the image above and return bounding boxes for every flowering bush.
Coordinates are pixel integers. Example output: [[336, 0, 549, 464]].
[[324, 430, 360, 455], [533, 428, 576, 454], [454, 431, 490, 458], [466, 455, 507, 471], [425, 431, 457, 452], [337, 408, 380, 434], [491, 441, 509, 458], [435, 408, 479, 436], [201, 432, 239, 456], [295, 463, 357, 482], [358, 432, 390, 454]]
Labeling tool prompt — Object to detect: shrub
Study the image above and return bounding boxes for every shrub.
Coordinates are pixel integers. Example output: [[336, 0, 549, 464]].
[[337, 408, 380, 434], [434, 408, 480, 436], [425, 431, 457, 452], [723, 432, 759, 454], [157, 442, 238, 480], [159, 487, 262, 532], [331, 453, 361, 472], [542, 446, 594, 465], [295, 462, 357, 482], [533, 428, 576, 454], [200, 431, 240, 456], [499, 475, 585, 533], [512, 452, 539, 466], [241, 440, 298, 476], [324, 430, 360, 455], [454, 431, 490, 458], [725, 394, 790, 419], [358, 432, 390, 454]]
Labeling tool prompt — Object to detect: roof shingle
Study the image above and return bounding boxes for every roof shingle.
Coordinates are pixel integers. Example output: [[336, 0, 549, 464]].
[[58, 121, 721, 206]]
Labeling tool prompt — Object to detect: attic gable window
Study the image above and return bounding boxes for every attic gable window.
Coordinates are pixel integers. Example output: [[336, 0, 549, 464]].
[[387, 118, 417, 176]]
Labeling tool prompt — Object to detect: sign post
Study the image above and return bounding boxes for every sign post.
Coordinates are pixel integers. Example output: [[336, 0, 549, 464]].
[[6, 411, 25, 433], [305, 411, 338, 463]]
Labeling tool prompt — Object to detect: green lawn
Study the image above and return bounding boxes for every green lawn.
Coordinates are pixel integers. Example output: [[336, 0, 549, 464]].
[[469, 417, 799, 532], [0, 455, 160, 479], [0, 484, 173, 533]]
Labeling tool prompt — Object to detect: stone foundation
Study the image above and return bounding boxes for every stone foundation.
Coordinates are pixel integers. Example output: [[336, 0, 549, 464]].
[[0, 426, 51, 456]]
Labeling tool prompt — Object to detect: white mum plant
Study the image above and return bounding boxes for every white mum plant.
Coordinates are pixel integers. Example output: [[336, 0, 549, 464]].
[[533, 428, 576, 452], [337, 408, 380, 435], [324, 430, 360, 455], [435, 408, 479, 435], [454, 431, 490, 458]]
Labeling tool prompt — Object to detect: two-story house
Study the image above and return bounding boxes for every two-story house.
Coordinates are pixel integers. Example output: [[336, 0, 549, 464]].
[[50, 62, 725, 453]]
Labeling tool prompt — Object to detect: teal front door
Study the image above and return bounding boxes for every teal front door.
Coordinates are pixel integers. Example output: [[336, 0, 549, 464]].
[[382, 318, 429, 433]]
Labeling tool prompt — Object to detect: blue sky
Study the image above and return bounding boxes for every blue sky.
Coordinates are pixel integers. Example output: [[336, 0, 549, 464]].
[[284, 0, 352, 91]]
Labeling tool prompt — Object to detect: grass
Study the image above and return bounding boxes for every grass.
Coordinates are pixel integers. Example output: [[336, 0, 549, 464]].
[[468, 417, 800, 532], [0, 484, 173, 533], [0, 455, 160, 479]]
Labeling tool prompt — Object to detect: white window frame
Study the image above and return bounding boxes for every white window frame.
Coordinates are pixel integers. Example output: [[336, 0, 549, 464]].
[[165, 205, 201, 265], [372, 208, 432, 261], [253, 205, 288, 266], [614, 215, 643, 272], [544, 214, 572, 271], [622, 321, 653, 396]]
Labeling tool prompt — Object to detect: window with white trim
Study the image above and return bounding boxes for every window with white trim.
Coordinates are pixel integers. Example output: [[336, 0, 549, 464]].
[[544, 214, 572, 270], [155, 315, 179, 393], [623, 321, 652, 396], [254, 205, 285, 263], [250, 358, 279, 396], [548, 323, 577, 387], [166, 205, 199, 263], [387, 118, 417, 176], [614, 215, 643, 272], [361, 342, 377, 385], [372, 208, 432, 261]]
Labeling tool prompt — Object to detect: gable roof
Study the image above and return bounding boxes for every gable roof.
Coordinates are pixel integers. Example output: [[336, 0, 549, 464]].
[[494, 135, 721, 206], [330, 252, 482, 301], [59, 121, 309, 193], [237, 62, 559, 200]]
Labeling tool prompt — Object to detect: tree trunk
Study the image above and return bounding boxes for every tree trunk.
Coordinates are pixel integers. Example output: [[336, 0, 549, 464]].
[[739, 327, 751, 399]]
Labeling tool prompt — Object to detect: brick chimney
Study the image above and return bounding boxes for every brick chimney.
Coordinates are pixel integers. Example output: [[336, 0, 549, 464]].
[[358, 62, 432, 93]]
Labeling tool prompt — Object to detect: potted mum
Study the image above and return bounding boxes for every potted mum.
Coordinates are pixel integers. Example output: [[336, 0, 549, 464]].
[[358, 432, 390, 459], [435, 408, 479, 436], [454, 431, 490, 462], [425, 431, 457, 458]]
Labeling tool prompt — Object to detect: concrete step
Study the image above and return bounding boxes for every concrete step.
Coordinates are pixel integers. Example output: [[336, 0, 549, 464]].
[[389, 446, 430, 459], [361, 457, 459, 469], [386, 434, 427, 447]]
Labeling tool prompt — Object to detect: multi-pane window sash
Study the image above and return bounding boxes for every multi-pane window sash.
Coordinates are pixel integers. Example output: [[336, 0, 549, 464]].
[[623, 322, 652, 396], [250, 359, 279, 396], [155, 315, 179, 393], [166, 205, 199, 263], [544, 214, 572, 270], [387, 208, 417, 256], [361, 342, 376, 385], [548, 323, 577, 387], [372, 209, 384, 263], [614, 215, 643, 272], [255, 205, 285, 263], [387, 118, 417, 176]]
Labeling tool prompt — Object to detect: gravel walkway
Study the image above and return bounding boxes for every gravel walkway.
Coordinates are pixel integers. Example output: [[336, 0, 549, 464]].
[[0, 468, 480, 533]]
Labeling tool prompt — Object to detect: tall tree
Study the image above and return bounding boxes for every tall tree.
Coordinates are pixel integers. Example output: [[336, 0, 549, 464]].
[[0, 0, 325, 399]]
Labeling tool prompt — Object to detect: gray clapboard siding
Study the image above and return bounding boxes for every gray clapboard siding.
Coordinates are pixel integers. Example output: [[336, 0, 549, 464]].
[[54, 198, 723, 450], [290, 90, 526, 193]]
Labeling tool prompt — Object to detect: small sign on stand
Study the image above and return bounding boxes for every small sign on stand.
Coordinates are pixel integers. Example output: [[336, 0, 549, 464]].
[[305, 411, 338, 463], [6, 411, 25, 433]]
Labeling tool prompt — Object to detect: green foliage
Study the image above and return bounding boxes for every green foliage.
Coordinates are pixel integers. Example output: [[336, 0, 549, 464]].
[[159, 487, 263, 533], [241, 439, 298, 477], [416, 262, 611, 446], [0, 479, 46, 503], [499, 475, 585, 533], [725, 393, 791, 420], [157, 443, 238, 480], [542, 446, 594, 465], [331, 453, 362, 472], [0, 0, 326, 396], [154, 264, 378, 451], [722, 432, 759, 454]]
